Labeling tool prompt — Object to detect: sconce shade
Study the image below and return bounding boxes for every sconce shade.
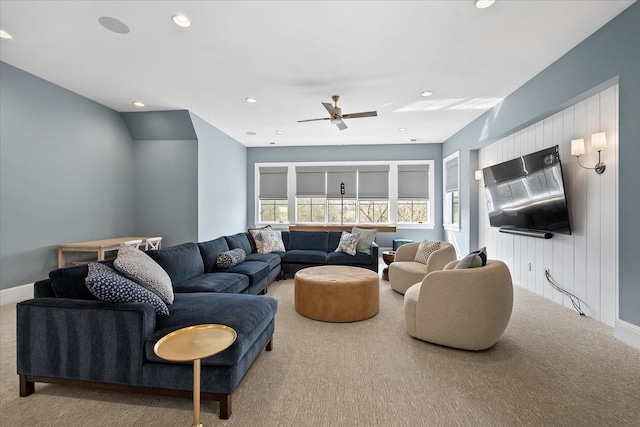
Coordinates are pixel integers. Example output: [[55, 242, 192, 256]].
[[474, 170, 483, 181], [571, 138, 585, 156], [592, 132, 607, 150]]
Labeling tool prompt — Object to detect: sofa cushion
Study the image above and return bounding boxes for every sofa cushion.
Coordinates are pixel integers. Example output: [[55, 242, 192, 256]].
[[216, 248, 246, 269], [352, 227, 377, 255], [114, 244, 174, 305], [225, 261, 270, 286], [289, 231, 328, 252], [281, 249, 328, 265], [327, 251, 372, 266], [49, 264, 98, 300], [198, 237, 230, 273], [148, 242, 204, 285], [334, 231, 360, 256], [245, 252, 282, 270], [327, 231, 343, 252], [224, 233, 253, 254], [147, 292, 278, 367], [85, 263, 169, 316], [172, 272, 249, 294]]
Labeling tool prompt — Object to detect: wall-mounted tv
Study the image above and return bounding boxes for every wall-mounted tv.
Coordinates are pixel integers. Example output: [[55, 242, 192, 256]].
[[482, 145, 572, 236]]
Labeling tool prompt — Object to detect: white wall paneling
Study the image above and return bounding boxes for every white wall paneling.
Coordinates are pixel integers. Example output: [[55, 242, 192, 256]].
[[478, 85, 619, 326]]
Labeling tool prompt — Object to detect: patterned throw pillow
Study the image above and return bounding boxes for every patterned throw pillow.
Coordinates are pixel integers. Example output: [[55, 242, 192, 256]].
[[85, 263, 169, 316], [414, 240, 441, 265], [249, 225, 272, 253], [216, 248, 246, 269], [455, 247, 488, 269], [352, 227, 378, 255], [335, 232, 360, 256], [114, 244, 174, 305], [259, 230, 286, 254]]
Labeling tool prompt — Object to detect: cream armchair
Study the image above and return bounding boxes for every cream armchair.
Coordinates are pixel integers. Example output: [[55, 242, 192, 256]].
[[389, 241, 457, 294], [403, 260, 513, 351]]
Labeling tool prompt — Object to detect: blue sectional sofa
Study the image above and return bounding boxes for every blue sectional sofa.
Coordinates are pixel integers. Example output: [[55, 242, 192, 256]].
[[16, 229, 378, 419]]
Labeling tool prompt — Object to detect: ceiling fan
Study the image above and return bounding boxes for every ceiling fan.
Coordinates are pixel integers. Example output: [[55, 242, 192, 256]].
[[298, 95, 377, 130]]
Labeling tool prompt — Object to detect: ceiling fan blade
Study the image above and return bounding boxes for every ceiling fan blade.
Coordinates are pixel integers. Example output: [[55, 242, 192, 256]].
[[297, 117, 330, 123], [335, 120, 348, 131], [322, 102, 336, 116], [342, 111, 378, 119]]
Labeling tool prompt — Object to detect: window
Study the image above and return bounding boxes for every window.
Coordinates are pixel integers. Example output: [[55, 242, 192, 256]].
[[295, 166, 326, 222], [328, 199, 356, 223], [358, 166, 389, 223], [258, 167, 288, 223], [296, 198, 326, 222], [397, 164, 430, 223], [358, 200, 389, 223], [443, 152, 460, 231]]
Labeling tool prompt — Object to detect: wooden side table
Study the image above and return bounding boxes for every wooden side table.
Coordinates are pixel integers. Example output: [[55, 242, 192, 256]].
[[382, 251, 396, 281], [154, 324, 237, 426]]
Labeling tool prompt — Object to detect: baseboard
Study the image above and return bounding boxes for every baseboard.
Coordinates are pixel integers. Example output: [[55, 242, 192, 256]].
[[0, 283, 34, 306], [614, 319, 640, 350]]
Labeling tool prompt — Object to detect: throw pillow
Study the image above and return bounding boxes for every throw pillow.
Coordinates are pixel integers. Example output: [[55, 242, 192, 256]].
[[455, 247, 488, 269], [335, 232, 360, 256], [352, 227, 378, 255], [414, 240, 441, 265], [249, 225, 272, 253], [259, 230, 286, 254], [85, 263, 169, 316], [114, 243, 174, 305], [216, 248, 246, 269]]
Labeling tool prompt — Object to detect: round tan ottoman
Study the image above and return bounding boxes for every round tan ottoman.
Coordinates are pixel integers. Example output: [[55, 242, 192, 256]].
[[294, 266, 380, 322]]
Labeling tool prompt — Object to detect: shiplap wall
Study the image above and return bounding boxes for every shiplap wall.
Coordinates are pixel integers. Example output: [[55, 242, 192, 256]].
[[478, 85, 619, 326]]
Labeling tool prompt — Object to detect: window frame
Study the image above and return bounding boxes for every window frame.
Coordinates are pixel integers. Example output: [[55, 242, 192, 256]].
[[443, 151, 461, 232]]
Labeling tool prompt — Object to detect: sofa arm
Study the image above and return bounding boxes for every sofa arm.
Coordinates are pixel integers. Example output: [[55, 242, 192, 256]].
[[17, 298, 156, 386], [370, 242, 379, 272]]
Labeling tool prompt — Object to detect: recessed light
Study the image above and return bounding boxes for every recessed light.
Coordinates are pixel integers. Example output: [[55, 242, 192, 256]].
[[246, 131, 257, 135], [420, 91, 433, 97], [246, 97, 257, 103], [0, 30, 12, 39], [133, 101, 145, 107], [398, 128, 407, 132], [172, 15, 191, 27], [275, 130, 284, 135], [475, 0, 495, 9]]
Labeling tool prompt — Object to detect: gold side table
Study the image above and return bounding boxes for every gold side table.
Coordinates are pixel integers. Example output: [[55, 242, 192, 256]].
[[154, 324, 237, 427]]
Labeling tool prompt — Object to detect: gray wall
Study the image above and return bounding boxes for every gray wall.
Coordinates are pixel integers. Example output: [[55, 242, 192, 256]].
[[122, 112, 199, 247], [247, 144, 443, 248], [191, 112, 248, 241], [0, 62, 135, 289], [442, 3, 640, 326]]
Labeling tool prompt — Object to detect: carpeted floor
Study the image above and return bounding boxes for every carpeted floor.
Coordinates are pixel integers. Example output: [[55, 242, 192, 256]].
[[1, 277, 639, 426]]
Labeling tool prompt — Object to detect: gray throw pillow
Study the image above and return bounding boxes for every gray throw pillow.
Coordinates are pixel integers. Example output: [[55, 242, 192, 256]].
[[85, 263, 169, 316], [352, 227, 378, 255], [455, 247, 488, 269], [216, 248, 246, 269], [114, 244, 174, 304], [335, 232, 360, 256]]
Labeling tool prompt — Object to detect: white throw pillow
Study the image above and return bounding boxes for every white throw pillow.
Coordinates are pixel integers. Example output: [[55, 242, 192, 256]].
[[335, 232, 360, 256], [114, 244, 174, 304], [259, 230, 286, 254]]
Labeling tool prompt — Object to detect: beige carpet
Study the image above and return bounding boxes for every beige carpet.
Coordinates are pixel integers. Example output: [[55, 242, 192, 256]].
[[1, 278, 639, 426]]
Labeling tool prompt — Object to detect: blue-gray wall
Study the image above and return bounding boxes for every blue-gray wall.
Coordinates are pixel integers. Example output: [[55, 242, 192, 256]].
[[442, 3, 640, 327], [191, 112, 248, 241], [246, 144, 443, 248], [122, 111, 199, 247], [0, 62, 135, 290]]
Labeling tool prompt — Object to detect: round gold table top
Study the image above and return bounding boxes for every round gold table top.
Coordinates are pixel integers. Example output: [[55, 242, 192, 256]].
[[153, 324, 237, 362]]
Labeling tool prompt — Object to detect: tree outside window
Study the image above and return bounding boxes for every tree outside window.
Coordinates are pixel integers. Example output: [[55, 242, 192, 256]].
[[296, 198, 326, 222], [358, 200, 388, 223]]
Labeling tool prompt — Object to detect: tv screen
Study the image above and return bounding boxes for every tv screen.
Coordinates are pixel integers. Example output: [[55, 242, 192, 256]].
[[482, 145, 572, 235]]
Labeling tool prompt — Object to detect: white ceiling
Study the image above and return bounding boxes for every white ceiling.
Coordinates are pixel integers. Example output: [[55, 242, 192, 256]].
[[0, 1, 634, 147]]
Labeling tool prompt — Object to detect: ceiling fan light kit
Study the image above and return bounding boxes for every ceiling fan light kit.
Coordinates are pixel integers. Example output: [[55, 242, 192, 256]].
[[298, 95, 377, 131]]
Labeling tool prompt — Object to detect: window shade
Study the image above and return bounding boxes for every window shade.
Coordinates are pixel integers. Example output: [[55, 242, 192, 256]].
[[326, 166, 357, 198], [398, 164, 430, 199], [358, 165, 390, 199], [259, 167, 288, 199], [295, 166, 326, 197], [445, 157, 459, 192]]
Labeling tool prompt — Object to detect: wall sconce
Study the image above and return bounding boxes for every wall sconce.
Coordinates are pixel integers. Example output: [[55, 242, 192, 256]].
[[474, 170, 483, 181], [571, 132, 607, 174]]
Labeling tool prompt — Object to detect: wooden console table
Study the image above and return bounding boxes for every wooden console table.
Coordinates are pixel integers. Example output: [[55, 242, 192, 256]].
[[289, 224, 397, 232], [57, 236, 150, 268]]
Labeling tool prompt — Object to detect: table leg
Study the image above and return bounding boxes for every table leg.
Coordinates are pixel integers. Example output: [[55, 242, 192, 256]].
[[58, 249, 65, 268], [193, 358, 202, 427], [97, 249, 105, 261]]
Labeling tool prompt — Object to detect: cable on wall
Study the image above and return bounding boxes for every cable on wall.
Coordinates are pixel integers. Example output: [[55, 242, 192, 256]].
[[544, 269, 585, 316]]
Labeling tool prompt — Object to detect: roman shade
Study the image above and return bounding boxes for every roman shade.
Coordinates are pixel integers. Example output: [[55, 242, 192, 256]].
[[326, 166, 357, 198], [259, 167, 288, 199], [445, 156, 459, 192], [358, 165, 389, 199], [398, 164, 430, 199], [296, 166, 326, 197]]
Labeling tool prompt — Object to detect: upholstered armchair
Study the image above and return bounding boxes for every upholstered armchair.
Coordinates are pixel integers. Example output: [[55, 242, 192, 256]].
[[389, 241, 457, 294], [403, 259, 513, 351]]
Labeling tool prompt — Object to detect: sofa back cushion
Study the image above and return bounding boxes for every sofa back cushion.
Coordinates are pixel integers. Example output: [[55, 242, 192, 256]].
[[48, 259, 116, 300], [224, 233, 253, 254], [327, 231, 343, 252], [198, 237, 230, 273], [147, 242, 204, 286], [289, 231, 329, 252]]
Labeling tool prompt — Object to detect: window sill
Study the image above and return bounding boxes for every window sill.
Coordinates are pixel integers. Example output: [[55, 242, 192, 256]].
[[396, 223, 435, 230]]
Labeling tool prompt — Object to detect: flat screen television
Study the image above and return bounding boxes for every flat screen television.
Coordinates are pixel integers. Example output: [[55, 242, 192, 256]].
[[482, 145, 572, 236]]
